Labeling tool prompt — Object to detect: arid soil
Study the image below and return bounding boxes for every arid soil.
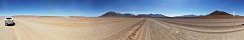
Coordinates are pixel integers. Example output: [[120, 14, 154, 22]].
[[1, 17, 244, 40]]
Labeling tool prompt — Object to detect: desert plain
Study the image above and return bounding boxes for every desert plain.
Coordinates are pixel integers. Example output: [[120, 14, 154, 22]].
[[0, 16, 244, 40]]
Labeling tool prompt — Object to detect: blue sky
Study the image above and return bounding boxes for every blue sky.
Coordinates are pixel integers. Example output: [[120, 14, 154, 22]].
[[0, 0, 243, 17]]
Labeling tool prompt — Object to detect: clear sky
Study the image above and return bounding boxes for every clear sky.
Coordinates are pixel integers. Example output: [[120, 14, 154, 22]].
[[0, 0, 243, 17]]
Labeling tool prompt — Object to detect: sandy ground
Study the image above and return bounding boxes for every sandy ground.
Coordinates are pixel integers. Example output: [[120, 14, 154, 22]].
[[1, 17, 244, 40]]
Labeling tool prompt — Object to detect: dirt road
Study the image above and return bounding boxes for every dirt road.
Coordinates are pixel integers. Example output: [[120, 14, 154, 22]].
[[1, 17, 244, 40]]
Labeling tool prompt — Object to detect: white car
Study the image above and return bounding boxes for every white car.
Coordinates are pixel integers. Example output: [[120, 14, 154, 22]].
[[5, 17, 15, 26]]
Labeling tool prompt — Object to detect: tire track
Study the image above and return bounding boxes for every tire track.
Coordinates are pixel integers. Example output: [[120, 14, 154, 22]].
[[154, 18, 244, 33], [148, 19, 177, 40], [0, 27, 17, 40], [0, 19, 18, 40], [14, 19, 53, 40], [14, 20, 34, 40], [102, 18, 146, 40], [126, 18, 146, 40]]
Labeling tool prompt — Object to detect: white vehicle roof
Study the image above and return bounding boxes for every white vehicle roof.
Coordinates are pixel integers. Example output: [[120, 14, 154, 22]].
[[5, 17, 13, 20], [5, 17, 12, 18]]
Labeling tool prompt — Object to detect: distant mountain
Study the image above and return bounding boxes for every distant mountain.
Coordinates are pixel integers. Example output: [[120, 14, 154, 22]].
[[136, 14, 167, 17], [207, 10, 233, 16], [198, 10, 238, 18], [99, 11, 125, 17], [99, 11, 167, 17], [123, 13, 136, 17], [99, 10, 240, 18]]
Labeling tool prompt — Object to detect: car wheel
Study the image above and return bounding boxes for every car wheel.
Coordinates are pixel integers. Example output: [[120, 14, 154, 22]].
[[13, 23, 15, 25], [5, 23, 8, 26]]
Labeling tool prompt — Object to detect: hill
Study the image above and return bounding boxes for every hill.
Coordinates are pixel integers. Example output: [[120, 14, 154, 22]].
[[207, 10, 233, 16], [99, 11, 167, 18], [198, 10, 237, 18]]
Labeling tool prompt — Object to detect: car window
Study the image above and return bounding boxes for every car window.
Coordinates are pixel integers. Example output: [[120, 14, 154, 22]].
[[6, 18, 12, 19]]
